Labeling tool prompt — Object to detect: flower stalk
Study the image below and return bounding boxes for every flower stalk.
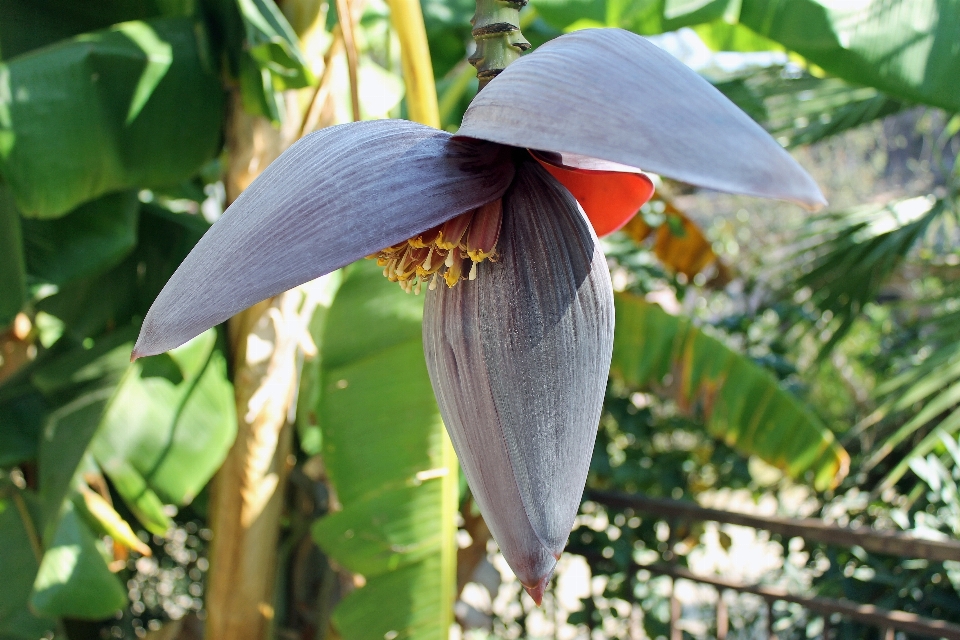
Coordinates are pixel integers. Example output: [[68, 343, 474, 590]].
[[469, 0, 530, 89]]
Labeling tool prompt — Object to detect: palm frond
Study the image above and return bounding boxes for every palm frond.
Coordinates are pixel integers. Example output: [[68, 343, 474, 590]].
[[789, 196, 944, 356], [715, 69, 907, 148]]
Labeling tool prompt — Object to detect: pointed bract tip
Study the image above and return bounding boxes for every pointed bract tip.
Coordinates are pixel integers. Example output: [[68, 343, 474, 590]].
[[523, 574, 551, 606], [803, 192, 829, 212], [130, 338, 146, 362]]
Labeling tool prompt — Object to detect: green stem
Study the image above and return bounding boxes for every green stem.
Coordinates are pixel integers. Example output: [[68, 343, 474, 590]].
[[469, 0, 530, 89]]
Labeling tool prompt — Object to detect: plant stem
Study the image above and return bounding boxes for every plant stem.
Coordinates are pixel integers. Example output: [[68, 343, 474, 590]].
[[205, 94, 303, 640], [388, 0, 441, 127], [469, 0, 529, 89]]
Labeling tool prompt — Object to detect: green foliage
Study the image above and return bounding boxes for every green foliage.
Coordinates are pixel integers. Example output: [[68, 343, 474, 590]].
[[716, 69, 907, 148], [790, 196, 943, 355], [93, 331, 236, 506], [0, 187, 25, 327], [0, 488, 55, 638], [0, 0, 956, 635], [209, 0, 316, 123], [0, 17, 223, 218], [21, 192, 140, 287], [311, 261, 456, 640], [237, 0, 315, 121], [0, 201, 234, 627], [421, 0, 475, 78], [854, 270, 960, 490], [810, 436, 960, 630], [738, 0, 960, 112], [30, 501, 129, 619], [0, 324, 234, 623], [530, 0, 735, 35], [612, 294, 849, 491], [528, 0, 958, 114], [0, 0, 196, 60]]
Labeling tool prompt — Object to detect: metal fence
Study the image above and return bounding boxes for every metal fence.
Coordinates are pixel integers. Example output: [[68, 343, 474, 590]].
[[586, 491, 960, 640]]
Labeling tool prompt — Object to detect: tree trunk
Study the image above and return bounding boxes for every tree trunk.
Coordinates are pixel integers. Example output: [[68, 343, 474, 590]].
[[203, 96, 305, 640]]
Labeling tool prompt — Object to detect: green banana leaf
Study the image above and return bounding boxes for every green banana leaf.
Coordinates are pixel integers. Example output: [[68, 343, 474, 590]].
[[14, 326, 235, 619], [738, 0, 960, 112], [29, 500, 128, 619], [0, 17, 223, 218], [92, 329, 236, 506], [0, 187, 25, 327], [21, 191, 140, 287], [0, 489, 55, 638], [0, 0, 193, 60], [611, 294, 849, 491], [0, 392, 44, 468], [0, 200, 233, 622], [311, 261, 457, 640], [530, 0, 736, 36], [34, 203, 210, 343], [208, 0, 315, 123]]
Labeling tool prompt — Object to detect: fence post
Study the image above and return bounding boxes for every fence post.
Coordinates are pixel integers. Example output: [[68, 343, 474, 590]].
[[716, 588, 728, 640], [670, 577, 682, 640], [767, 599, 777, 640]]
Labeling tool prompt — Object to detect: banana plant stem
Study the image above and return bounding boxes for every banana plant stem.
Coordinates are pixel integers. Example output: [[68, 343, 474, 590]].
[[469, 0, 530, 89]]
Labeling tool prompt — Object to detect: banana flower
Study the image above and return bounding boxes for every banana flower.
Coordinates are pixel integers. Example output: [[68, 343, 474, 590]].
[[133, 29, 824, 603]]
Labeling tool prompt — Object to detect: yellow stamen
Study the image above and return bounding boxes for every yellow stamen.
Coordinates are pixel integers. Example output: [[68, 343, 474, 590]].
[[365, 199, 504, 293]]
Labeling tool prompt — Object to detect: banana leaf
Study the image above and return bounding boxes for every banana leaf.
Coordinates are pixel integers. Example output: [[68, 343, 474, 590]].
[[311, 261, 457, 640], [611, 294, 849, 491], [0, 17, 223, 218]]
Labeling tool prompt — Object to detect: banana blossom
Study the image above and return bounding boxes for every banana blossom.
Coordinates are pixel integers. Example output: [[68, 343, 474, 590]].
[[133, 29, 824, 603]]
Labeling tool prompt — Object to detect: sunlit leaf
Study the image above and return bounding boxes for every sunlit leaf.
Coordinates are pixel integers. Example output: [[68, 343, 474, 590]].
[[311, 261, 457, 639], [738, 0, 960, 111], [866, 311, 960, 489], [91, 329, 236, 506], [611, 294, 849, 490], [313, 482, 445, 576], [30, 500, 127, 619], [694, 19, 781, 52], [74, 488, 152, 556], [621, 197, 730, 284], [716, 70, 907, 148], [0, 18, 223, 218], [332, 555, 449, 640], [97, 459, 172, 536], [531, 0, 737, 35], [229, 0, 315, 123], [0, 491, 55, 638]]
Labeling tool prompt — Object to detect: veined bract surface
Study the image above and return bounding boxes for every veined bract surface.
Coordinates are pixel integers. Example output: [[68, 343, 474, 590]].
[[423, 161, 614, 600]]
